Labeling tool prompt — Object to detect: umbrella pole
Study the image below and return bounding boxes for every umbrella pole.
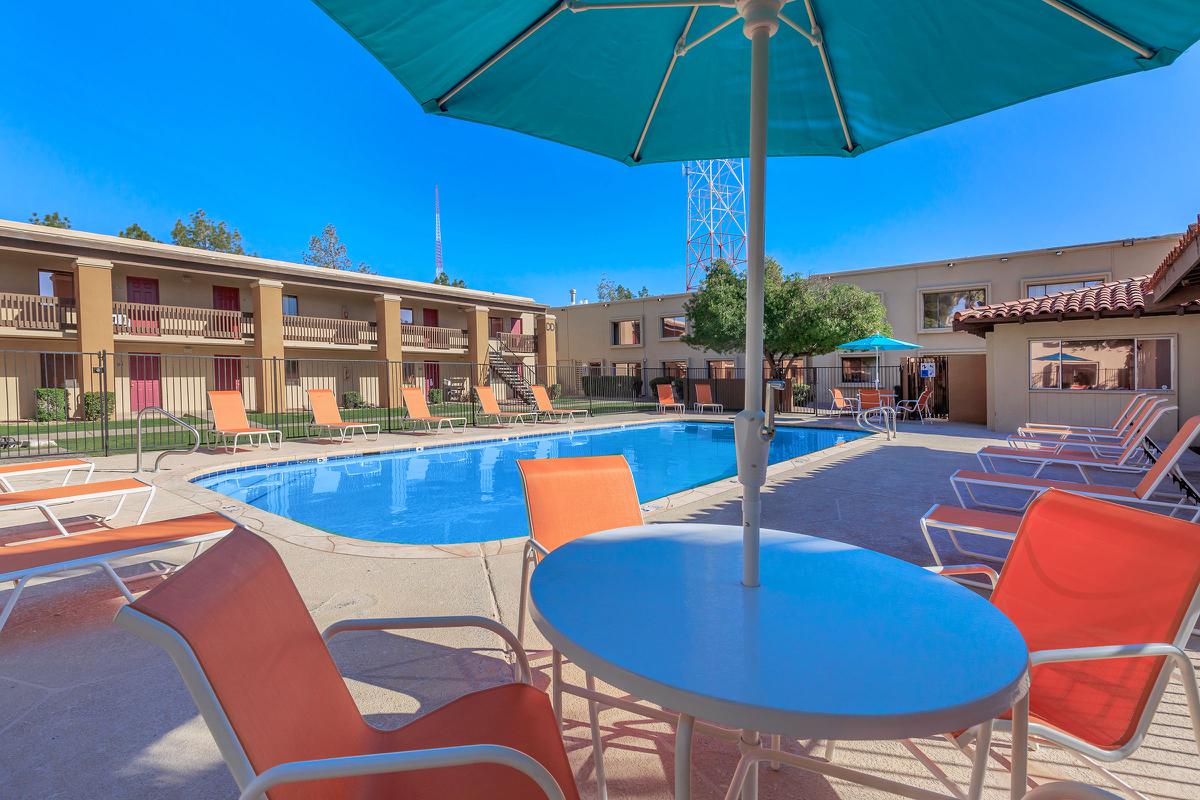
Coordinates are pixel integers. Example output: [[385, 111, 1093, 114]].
[[734, 1, 780, 590]]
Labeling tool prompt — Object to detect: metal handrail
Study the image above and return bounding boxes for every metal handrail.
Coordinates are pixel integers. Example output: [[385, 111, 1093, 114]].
[[136, 406, 201, 473]]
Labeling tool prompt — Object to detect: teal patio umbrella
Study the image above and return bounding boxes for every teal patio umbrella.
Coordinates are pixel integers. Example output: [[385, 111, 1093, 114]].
[[838, 333, 921, 388], [313, 0, 1200, 587]]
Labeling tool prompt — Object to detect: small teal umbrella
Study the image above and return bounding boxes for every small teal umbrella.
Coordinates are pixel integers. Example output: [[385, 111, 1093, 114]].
[[1034, 352, 1089, 362], [313, 0, 1200, 587], [838, 334, 922, 387]]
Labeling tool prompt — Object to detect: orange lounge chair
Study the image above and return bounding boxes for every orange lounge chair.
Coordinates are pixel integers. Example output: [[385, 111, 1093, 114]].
[[935, 491, 1200, 796], [0, 477, 156, 538], [306, 388, 380, 443], [975, 402, 1175, 480], [1016, 392, 1150, 441], [1005, 396, 1163, 448], [692, 381, 723, 414], [476, 385, 537, 427], [207, 390, 282, 453], [516, 455, 645, 799], [0, 512, 233, 638], [116, 528, 578, 800], [401, 386, 466, 433], [531, 385, 587, 422], [0, 458, 94, 491], [656, 383, 684, 414]]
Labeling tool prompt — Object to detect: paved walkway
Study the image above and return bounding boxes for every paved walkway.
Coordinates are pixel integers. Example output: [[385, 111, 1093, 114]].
[[0, 415, 1196, 798]]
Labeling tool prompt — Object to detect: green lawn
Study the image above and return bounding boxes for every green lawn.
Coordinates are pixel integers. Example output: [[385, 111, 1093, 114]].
[[0, 414, 207, 435]]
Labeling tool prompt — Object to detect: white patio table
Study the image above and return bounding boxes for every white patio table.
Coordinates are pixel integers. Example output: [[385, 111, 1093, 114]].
[[530, 523, 1030, 800]]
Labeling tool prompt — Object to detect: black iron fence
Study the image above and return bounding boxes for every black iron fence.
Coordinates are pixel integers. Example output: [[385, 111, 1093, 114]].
[[0, 350, 945, 460]]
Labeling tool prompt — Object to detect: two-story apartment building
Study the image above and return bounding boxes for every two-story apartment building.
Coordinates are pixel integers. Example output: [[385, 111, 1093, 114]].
[[0, 219, 555, 420], [552, 233, 1177, 420]]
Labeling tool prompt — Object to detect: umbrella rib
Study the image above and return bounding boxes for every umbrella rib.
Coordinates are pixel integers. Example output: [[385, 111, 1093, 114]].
[[1039, 0, 1154, 59], [436, 1, 570, 110], [631, 7, 700, 162], [797, 0, 856, 153]]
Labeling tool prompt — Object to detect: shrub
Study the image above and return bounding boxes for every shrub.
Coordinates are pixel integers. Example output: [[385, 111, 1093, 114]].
[[427, 388, 444, 405], [82, 391, 115, 421], [581, 375, 642, 398], [35, 388, 67, 422], [792, 382, 814, 408], [547, 383, 562, 400], [342, 390, 366, 409]]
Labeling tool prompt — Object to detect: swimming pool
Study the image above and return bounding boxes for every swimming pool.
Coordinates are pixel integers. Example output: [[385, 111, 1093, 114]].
[[194, 422, 866, 545]]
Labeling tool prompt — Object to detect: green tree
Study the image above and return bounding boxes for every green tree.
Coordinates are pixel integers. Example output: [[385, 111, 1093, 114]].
[[682, 259, 890, 378], [433, 272, 466, 288], [596, 275, 634, 301], [637, 286, 650, 297], [303, 224, 350, 270], [28, 212, 71, 229], [171, 209, 245, 254], [117, 223, 159, 242]]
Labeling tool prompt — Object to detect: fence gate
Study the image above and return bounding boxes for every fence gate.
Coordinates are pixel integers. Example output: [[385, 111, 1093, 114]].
[[903, 355, 949, 418]]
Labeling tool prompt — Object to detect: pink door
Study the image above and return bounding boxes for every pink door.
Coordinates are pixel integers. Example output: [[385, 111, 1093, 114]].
[[422, 309, 439, 348], [214, 356, 241, 392], [424, 361, 441, 394], [509, 318, 523, 335], [212, 286, 240, 338], [128, 354, 161, 412], [126, 277, 160, 335]]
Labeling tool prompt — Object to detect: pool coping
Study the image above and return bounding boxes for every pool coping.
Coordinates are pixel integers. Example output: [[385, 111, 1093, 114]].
[[164, 416, 879, 560]]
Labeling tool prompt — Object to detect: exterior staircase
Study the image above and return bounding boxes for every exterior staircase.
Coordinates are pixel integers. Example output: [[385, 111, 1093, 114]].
[[487, 343, 536, 406]]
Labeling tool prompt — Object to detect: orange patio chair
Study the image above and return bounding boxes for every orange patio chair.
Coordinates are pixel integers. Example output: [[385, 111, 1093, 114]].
[[400, 386, 466, 433], [531, 385, 587, 423], [655, 382, 684, 414], [476, 385, 537, 427], [116, 527, 578, 800], [0, 477, 156, 538], [1016, 393, 1151, 442], [937, 490, 1200, 795], [692, 381, 723, 414], [896, 387, 932, 423], [829, 388, 860, 417], [207, 390, 282, 453], [516, 455, 645, 799], [0, 512, 233, 639], [306, 388, 380, 443]]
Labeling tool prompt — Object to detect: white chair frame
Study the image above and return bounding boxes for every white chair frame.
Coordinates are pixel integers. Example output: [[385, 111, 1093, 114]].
[[307, 420, 381, 443], [206, 428, 283, 454], [0, 459, 94, 492], [115, 608, 568, 800], [0, 480, 156, 538]]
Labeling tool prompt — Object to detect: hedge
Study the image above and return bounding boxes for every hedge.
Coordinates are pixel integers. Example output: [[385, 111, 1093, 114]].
[[35, 388, 67, 422], [342, 391, 367, 409], [82, 391, 116, 421], [581, 375, 642, 397]]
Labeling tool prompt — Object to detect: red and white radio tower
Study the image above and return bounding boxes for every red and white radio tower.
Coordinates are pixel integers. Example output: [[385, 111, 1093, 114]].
[[684, 160, 747, 291], [434, 185, 444, 280]]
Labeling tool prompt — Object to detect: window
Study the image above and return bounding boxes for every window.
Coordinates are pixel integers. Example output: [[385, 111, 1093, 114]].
[[840, 356, 877, 384], [612, 362, 642, 378], [282, 295, 299, 316], [660, 315, 686, 339], [1025, 278, 1104, 298], [38, 270, 75, 300], [488, 316, 504, 337], [662, 360, 688, 378], [400, 307, 414, 324], [611, 319, 641, 346], [39, 353, 78, 389], [707, 360, 736, 379], [1029, 338, 1173, 391], [284, 359, 300, 384], [921, 287, 986, 331]]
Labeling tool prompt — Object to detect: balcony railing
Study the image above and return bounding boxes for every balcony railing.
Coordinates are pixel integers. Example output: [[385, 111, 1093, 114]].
[[402, 324, 468, 351], [113, 302, 248, 340], [282, 315, 377, 346], [0, 293, 76, 332], [494, 331, 537, 353]]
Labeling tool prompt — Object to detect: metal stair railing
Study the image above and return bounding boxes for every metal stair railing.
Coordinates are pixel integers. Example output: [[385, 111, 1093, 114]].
[[487, 342, 536, 404], [136, 406, 202, 473]]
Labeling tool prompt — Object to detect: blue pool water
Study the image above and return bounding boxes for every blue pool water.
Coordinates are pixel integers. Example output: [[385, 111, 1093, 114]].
[[195, 422, 865, 545]]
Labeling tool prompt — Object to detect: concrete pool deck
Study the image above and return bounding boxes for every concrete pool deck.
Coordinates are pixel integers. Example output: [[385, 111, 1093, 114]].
[[1, 413, 1197, 798]]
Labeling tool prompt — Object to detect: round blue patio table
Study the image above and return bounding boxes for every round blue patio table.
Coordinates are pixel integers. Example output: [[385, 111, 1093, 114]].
[[530, 523, 1030, 800]]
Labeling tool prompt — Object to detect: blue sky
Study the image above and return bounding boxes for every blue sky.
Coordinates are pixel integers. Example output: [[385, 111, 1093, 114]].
[[1, 2, 1197, 306]]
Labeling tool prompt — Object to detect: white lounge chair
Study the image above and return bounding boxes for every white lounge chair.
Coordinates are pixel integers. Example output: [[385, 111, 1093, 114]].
[[1016, 392, 1150, 441], [0, 478, 156, 538], [0, 458, 94, 491]]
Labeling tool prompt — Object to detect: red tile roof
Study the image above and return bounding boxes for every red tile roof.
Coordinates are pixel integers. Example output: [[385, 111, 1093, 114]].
[[954, 273, 1200, 334], [1147, 214, 1200, 294]]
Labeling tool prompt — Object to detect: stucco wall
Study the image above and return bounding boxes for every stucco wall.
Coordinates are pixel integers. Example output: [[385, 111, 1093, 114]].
[[984, 315, 1199, 436]]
